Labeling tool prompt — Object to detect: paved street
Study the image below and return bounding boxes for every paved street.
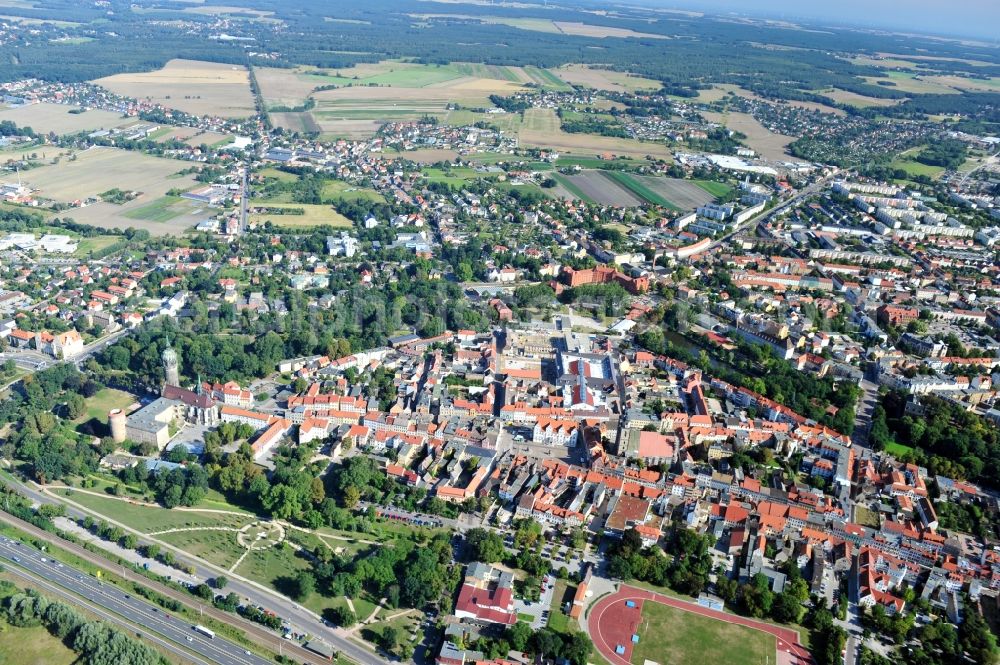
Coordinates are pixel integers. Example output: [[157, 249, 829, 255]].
[[3, 477, 385, 665], [0, 536, 269, 665]]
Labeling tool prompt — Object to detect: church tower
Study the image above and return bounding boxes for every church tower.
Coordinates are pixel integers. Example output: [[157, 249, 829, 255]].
[[162, 336, 180, 387]]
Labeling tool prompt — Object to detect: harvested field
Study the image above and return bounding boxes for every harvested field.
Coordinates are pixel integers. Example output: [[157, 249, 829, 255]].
[[22, 146, 205, 235], [821, 88, 902, 107], [632, 176, 718, 210], [553, 64, 660, 92], [259, 61, 531, 138], [249, 202, 352, 229], [558, 170, 644, 206], [519, 108, 672, 160], [921, 75, 1000, 93], [254, 66, 320, 108], [95, 59, 255, 118], [862, 71, 958, 95], [0, 102, 132, 135], [269, 111, 322, 134], [462, 16, 667, 39], [703, 110, 795, 161]]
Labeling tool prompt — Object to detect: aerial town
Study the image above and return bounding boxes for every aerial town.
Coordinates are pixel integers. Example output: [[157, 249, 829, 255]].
[[0, 3, 997, 665]]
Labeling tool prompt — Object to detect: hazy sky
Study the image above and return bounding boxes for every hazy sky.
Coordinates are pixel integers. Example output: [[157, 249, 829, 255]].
[[648, 1, 1000, 40]]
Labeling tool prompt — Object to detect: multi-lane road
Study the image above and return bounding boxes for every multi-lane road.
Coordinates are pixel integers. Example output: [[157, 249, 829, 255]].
[[0, 536, 269, 665], [1, 480, 384, 665]]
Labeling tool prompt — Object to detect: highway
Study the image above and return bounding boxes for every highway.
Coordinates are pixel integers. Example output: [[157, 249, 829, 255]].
[[0, 481, 383, 665], [0, 536, 269, 665]]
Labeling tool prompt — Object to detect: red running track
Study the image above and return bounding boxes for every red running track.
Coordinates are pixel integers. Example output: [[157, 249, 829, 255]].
[[588, 585, 813, 665]]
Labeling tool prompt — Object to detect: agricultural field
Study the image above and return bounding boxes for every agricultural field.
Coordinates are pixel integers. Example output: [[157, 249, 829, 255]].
[[555, 170, 642, 206], [921, 75, 1000, 93], [519, 108, 673, 160], [702, 110, 796, 161], [552, 64, 661, 93], [20, 147, 206, 234], [259, 61, 529, 138], [629, 601, 775, 665], [0, 102, 132, 135], [123, 196, 191, 223], [820, 88, 902, 108], [95, 59, 256, 118], [434, 15, 668, 40], [861, 71, 959, 95], [249, 203, 352, 229]]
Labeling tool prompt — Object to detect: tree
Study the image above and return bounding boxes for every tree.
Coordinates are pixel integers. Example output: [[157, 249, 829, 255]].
[[213, 575, 228, 590], [466, 528, 505, 563], [289, 571, 316, 601], [381, 626, 399, 652], [330, 605, 356, 627], [343, 485, 361, 510]]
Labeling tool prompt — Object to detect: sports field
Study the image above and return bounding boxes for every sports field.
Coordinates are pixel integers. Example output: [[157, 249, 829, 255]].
[[629, 601, 774, 665], [589, 586, 803, 665], [95, 59, 256, 118]]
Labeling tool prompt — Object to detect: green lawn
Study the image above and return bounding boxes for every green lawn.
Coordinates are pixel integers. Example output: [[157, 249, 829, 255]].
[[630, 601, 775, 665], [693, 180, 733, 198], [547, 579, 572, 633], [421, 166, 482, 187], [123, 195, 185, 222], [56, 488, 254, 534], [157, 528, 246, 569], [889, 159, 944, 178], [884, 441, 916, 458], [0, 622, 78, 665], [76, 387, 136, 425], [320, 180, 385, 203], [74, 235, 122, 257]]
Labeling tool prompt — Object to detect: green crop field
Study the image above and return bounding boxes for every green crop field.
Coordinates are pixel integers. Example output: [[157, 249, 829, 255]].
[[630, 601, 775, 665], [604, 170, 679, 209], [551, 173, 593, 202]]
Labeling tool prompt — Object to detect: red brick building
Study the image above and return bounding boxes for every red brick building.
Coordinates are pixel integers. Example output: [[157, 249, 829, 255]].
[[561, 265, 649, 294]]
